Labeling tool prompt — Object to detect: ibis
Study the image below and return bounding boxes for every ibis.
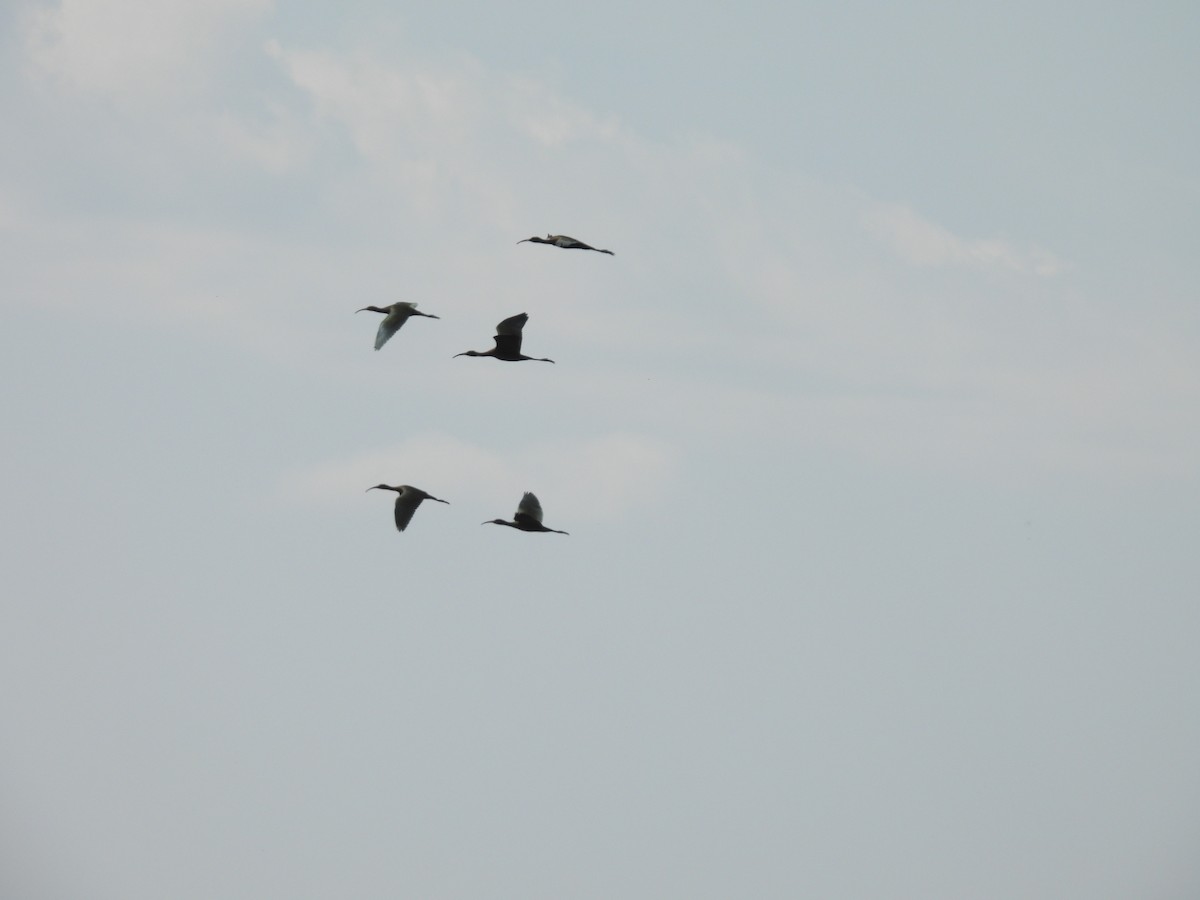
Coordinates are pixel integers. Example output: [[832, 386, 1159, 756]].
[[366, 484, 449, 531], [356, 302, 439, 350], [517, 234, 614, 256], [483, 492, 569, 535], [454, 312, 554, 363]]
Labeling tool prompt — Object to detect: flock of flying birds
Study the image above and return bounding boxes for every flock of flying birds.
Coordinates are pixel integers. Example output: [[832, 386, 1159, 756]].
[[359, 234, 616, 537]]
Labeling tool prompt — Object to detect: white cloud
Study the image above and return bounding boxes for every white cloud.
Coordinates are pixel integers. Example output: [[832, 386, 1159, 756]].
[[209, 105, 310, 174], [506, 76, 621, 147], [264, 39, 477, 164], [23, 0, 272, 100], [265, 40, 628, 160], [281, 432, 676, 522], [864, 202, 1066, 275], [11, 27, 1195, 485], [261, 38, 644, 226]]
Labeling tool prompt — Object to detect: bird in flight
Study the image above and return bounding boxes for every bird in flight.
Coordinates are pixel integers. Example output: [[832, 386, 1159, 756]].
[[356, 302, 440, 350], [483, 492, 569, 535], [454, 312, 554, 363], [366, 484, 449, 531], [517, 234, 614, 255]]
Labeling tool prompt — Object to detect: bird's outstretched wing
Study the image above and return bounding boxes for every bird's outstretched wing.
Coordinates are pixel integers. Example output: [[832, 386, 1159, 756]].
[[392, 486, 423, 531], [375, 316, 405, 350], [495, 313, 529, 335], [515, 491, 544, 526], [375, 303, 426, 350], [493, 313, 528, 356]]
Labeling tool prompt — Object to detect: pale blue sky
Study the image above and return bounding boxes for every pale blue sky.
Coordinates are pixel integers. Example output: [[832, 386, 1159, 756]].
[[2, 2, 1199, 898]]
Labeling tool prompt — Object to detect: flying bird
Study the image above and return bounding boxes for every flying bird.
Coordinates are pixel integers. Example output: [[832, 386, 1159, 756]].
[[517, 234, 614, 255], [356, 302, 440, 350], [454, 312, 554, 363], [483, 492, 569, 535], [366, 484, 449, 532]]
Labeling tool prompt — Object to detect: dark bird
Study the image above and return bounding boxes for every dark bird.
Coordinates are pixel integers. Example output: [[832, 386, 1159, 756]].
[[366, 484, 449, 531], [517, 234, 614, 255], [453, 312, 554, 363], [356, 302, 440, 350], [483, 492, 569, 535]]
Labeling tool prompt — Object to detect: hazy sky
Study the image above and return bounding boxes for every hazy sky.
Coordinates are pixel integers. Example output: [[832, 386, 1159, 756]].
[[3, 2, 1199, 898]]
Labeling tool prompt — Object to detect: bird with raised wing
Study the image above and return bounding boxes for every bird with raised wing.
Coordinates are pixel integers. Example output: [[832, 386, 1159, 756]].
[[483, 492, 569, 534], [356, 302, 440, 350], [453, 312, 554, 363], [366, 484, 449, 532], [517, 234, 614, 256]]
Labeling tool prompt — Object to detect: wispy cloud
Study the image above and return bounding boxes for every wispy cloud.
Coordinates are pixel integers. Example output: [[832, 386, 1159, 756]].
[[506, 76, 622, 148], [864, 203, 1066, 275], [22, 0, 272, 101], [11, 25, 1195, 485], [209, 105, 311, 174], [264, 39, 478, 164]]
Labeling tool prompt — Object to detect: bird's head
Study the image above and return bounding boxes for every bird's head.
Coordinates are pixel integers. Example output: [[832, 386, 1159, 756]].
[[356, 306, 387, 314], [482, 518, 506, 526], [453, 350, 481, 358], [366, 484, 400, 493]]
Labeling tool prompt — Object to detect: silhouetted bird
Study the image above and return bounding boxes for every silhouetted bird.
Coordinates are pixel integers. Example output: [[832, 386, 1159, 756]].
[[366, 484, 449, 531], [483, 492, 569, 534], [453, 313, 554, 363], [356, 302, 439, 350], [517, 234, 613, 255]]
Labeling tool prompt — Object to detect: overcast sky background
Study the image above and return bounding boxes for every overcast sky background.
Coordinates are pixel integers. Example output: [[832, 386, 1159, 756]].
[[2, 1, 1199, 897]]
